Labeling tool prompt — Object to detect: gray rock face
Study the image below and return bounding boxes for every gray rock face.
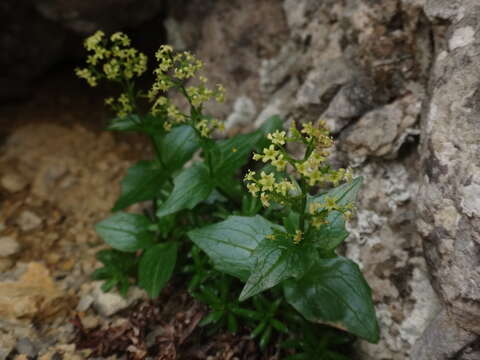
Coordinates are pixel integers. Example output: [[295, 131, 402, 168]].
[[414, 0, 480, 357], [341, 95, 420, 164]]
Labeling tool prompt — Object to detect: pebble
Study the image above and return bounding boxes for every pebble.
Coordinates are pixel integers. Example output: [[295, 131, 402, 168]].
[[0, 236, 21, 257], [0, 332, 16, 360], [15, 338, 38, 358], [76, 294, 94, 312], [17, 210, 42, 232], [91, 282, 145, 317], [1, 173, 28, 193], [0, 258, 13, 272]]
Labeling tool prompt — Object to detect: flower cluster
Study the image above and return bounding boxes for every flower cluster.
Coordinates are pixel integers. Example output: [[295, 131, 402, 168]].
[[76, 31, 147, 85], [244, 170, 295, 207], [147, 45, 225, 136], [75, 31, 148, 118], [244, 120, 356, 241], [249, 121, 352, 189]]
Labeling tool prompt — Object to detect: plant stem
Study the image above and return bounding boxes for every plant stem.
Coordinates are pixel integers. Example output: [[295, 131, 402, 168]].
[[299, 190, 307, 233]]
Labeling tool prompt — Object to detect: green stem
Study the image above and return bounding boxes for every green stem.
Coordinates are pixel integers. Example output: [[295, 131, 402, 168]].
[[299, 190, 307, 233]]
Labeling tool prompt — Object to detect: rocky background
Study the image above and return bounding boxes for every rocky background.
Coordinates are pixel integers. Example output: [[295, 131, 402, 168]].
[[1, 0, 479, 359]]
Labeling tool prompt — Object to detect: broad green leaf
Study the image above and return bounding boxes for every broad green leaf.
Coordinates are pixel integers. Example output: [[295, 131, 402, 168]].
[[308, 177, 363, 251], [188, 215, 276, 281], [96, 212, 155, 252], [239, 237, 316, 301], [156, 163, 213, 218], [156, 125, 200, 172], [310, 213, 349, 254], [256, 115, 284, 150], [113, 160, 166, 211], [138, 242, 178, 298], [210, 132, 262, 177], [284, 257, 379, 343], [309, 177, 363, 208]]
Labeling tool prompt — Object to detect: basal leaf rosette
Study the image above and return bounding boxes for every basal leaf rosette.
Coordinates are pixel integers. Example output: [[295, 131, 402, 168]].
[[244, 120, 356, 243]]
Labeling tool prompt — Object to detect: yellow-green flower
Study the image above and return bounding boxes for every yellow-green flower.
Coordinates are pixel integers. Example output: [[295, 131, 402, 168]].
[[275, 180, 294, 196], [323, 196, 338, 211], [75, 68, 97, 87], [267, 130, 286, 146], [262, 145, 279, 163], [244, 170, 256, 182], [271, 155, 287, 171], [260, 192, 270, 207], [247, 183, 260, 197], [258, 172, 275, 191]]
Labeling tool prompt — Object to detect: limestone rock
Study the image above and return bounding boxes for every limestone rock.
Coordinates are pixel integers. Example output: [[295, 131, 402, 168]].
[[0, 236, 21, 257], [416, 0, 480, 356], [0, 262, 66, 322], [341, 95, 420, 164], [3, 124, 122, 219], [15, 338, 38, 358], [225, 96, 257, 131], [412, 309, 480, 360], [346, 162, 440, 359]]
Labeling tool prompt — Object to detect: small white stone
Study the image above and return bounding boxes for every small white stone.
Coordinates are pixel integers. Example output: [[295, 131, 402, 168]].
[[1, 173, 28, 193], [91, 282, 145, 317], [0, 236, 21, 257], [17, 210, 42, 232]]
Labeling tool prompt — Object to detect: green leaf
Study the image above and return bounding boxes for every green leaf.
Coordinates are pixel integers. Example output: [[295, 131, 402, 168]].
[[156, 125, 200, 172], [188, 215, 276, 281], [210, 132, 262, 177], [283, 256, 379, 343], [113, 160, 166, 211], [138, 242, 178, 298], [156, 163, 213, 218], [310, 213, 349, 254], [308, 177, 363, 251], [310, 177, 363, 208], [96, 212, 155, 252], [239, 237, 316, 301]]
